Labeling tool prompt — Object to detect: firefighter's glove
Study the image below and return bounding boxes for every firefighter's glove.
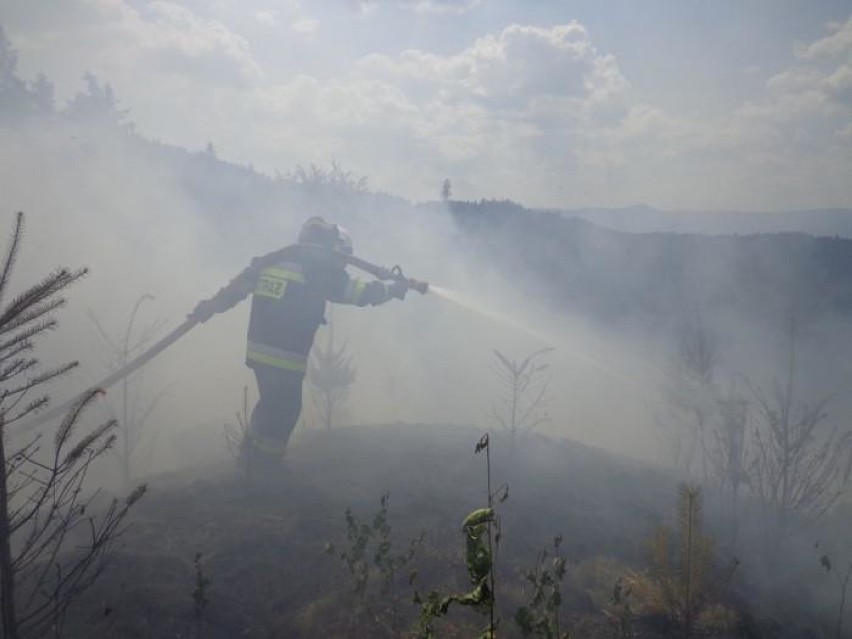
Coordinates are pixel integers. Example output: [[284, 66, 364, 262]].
[[189, 299, 216, 323], [387, 279, 409, 301]]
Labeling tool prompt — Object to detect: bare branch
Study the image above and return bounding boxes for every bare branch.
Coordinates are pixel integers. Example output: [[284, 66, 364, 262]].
[[489, 347, 553, 448], [0, 212, 24, 310]]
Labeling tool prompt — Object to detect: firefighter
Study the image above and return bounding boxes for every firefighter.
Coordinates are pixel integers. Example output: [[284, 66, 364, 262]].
[[189, 217, 408, 470]]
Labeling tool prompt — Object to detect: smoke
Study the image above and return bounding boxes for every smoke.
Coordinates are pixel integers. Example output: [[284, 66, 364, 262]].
[[1, 108, 685, 476], [1, 119, 252, 473], [308, 197, 685, 461], [7, 102, 852, 487]]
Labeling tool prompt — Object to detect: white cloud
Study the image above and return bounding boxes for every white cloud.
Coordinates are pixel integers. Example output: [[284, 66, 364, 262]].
[[13, 0, 263, 90], [354, 0, 482, 15], [357, 22, 627, 109], [212, 21, 634, 206], [254, 10, 277, 27], [138, 1, 263, 85], [552, 16, 852, 210], [407, 0, 483, 15], [747, 18, 852, 129], [794, 18, 852, 60], [291, 16, 319, 35]]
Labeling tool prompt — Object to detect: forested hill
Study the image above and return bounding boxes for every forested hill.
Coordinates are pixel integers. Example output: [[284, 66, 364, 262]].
[[440, 199, 852, 330]]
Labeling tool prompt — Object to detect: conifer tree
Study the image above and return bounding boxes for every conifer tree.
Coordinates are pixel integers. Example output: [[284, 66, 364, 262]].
[[644, 485, 737, 638], [0, 212, 145, 638]]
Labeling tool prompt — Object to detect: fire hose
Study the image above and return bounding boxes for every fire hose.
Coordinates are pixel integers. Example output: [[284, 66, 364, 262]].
[[19, 250, 428, 432], [343, 253, 429, 294]]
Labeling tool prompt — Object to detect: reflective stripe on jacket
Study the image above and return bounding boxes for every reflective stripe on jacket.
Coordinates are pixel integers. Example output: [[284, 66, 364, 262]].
[[342, 278, 368, 305]]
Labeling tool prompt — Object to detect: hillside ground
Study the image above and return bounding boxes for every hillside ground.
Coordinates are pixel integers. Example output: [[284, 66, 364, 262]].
[[58, 424, 840, 638]]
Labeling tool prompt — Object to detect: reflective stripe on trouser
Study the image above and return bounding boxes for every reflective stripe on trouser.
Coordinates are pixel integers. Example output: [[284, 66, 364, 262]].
[[246, 341, 308, 372], [246, 430, 288, 456], [342, 278, 368, 304]]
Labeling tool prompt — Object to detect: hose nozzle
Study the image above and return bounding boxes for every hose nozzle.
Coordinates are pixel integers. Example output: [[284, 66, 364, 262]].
[[407, 278, 429, 295]]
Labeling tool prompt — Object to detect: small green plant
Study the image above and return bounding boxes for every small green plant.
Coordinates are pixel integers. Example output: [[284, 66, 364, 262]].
[[640, 484, 738, 638], [747, 318, 852, 550], [605, 576, 635, 639], [816, 543, 852, 639], [89, 293, 168, 488], [325, 492, 420, 635], [515, 534, 569, 639], [192, 552, 211, 618], [414, 508, 496, 639], [224, 385, 251, 474], [414, 433, 507, 639], [308, 317, 356, 430]]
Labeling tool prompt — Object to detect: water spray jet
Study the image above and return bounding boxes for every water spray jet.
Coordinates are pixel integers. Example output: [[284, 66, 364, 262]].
[[428, 285, 670, 395]]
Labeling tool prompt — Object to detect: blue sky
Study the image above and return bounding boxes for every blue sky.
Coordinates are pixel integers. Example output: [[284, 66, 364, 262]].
[[3, 0, 852, 211]]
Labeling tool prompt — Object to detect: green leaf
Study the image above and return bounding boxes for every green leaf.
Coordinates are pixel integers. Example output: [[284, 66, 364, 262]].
[[475, 433, 489, 453]]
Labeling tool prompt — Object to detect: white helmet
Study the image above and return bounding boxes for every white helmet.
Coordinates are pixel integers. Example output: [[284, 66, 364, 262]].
[[298, 217, 353, 254], [335, 225, 353, 254]]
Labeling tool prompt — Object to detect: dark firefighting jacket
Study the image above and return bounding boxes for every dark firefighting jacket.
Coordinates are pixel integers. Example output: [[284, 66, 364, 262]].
[[209, 244, 394, 374]]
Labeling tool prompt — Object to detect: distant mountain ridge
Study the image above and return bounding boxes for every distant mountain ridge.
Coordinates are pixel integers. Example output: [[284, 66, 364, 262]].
[[443, 200, 852, 331], [556, 204, 852, 238]]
